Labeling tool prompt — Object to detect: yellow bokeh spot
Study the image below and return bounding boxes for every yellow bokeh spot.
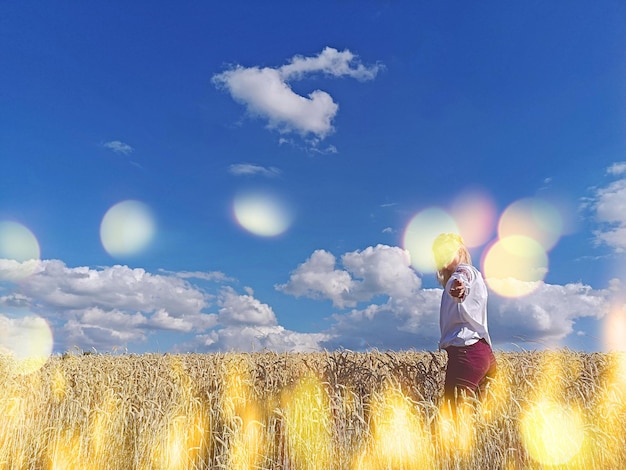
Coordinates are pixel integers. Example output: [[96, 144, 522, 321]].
[[281, 374, 333, 470], [0, 315, 53, 375], [482, 235, 548, 297], [355, 385, 434, 469], [498, 197, 563, 251], [603, 302, 626, 352], [222, 360, 265, 469], [520, 399, 585, 466], [402, 207, 458, 273]]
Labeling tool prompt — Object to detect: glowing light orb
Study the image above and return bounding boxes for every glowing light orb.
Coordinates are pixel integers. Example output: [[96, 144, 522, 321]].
[[233, 190, 294, 237], [482, 235, 548, 297], [0, 315, 53, 375], [0, 221, 40, 262], [450, 189, 497, 248], [281, 374, 333, 470], [355, 386, 434, 468], [402, 207, 458, 273], [498, 197, 563, 251], [520, 399, 585, 466], [603, 303, 626, 352], [100, 200, 155, 257]]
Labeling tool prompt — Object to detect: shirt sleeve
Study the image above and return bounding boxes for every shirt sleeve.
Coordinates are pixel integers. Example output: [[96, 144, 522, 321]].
[[449, 264, 475, 301]]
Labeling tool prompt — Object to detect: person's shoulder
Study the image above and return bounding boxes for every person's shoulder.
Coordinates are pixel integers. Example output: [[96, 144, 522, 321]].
[[455, 263, 480, 279]]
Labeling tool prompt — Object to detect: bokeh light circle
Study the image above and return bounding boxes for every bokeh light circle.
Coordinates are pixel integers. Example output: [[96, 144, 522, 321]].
[[498, 197, 563, 251], [0, 315, 53, 375], [520, 400, 585, 466], [402, 207, 458, 273], [482, 235, 548, 297], [100, 200, 155, 257], [603, 302, 626, 352], [450, 189, 497, 248], [0, 221, 40, 262], [233, 190, 294, 237]]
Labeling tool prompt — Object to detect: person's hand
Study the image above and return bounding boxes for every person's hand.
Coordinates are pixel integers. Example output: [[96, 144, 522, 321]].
[[449, 279, 465, 299]]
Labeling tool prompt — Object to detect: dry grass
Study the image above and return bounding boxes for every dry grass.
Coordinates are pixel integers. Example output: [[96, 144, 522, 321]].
[[0, 349, 624, 469]]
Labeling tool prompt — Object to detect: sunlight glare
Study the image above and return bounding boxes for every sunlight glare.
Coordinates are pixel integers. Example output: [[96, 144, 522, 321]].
[[520, 399, 585, 466], [0, 315, 53, 375], [450, 189, 497, 248], [498, 197, 563, 251], [223, 360, 265, 469], [402, 207, 458, 273], [482, 235, 548, 297], [354, 385, 434, 469], [233, 189, 294, 237], [281, 374, 333, 470], [100, 200, 155, 257], [0, 221, 41, 279], [603, 301, 626, 352]]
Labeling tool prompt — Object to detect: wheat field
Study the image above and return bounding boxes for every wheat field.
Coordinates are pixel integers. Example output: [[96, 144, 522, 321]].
[[0, 349, 624, 469]]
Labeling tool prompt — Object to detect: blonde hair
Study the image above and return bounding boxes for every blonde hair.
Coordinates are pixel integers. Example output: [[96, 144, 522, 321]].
[[432, 233, 472, 286]]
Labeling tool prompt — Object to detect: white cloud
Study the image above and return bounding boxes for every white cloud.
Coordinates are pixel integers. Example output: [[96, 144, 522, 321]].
[[190, 325, 328, 353], [0, 243, 612, 354], [228, 163, 282, 178], [218, 286, 277, 326], [585, 162, 626, 252], [488, 282, 609, 346], [0, 260, 214, 351], [0, 259, 322, 353], [103, 140, 134, 155], [15, 260, 207, 314], [213, 47, 381, 140], [279, 245, 611, 351], [277, 245, 420, 308]]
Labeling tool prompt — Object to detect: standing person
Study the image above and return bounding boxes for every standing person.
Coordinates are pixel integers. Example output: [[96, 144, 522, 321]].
[[432, 233, 497, 413]]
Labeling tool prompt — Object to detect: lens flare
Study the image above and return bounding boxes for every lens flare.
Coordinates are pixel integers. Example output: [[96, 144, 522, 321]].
[[281, 374, 333, 470], [100, 200, 155, 257], [233, 190, 294, 237], [49, 428, 82, 470], [593, 351, 626, 469], [0, 315, 53, 375], [520, 399, 585, 466], [603, 302, 626, 352], [450, 189, 497, 248], [482, 235, 548, 297], [498, 197, 563, 251], [402, 207, 458, 273], [0, 221, 40, 265], [354, 385, 434, 468], [151, 357, 210, 470], [223, 360, 265, 469], [519, 351, 587, 467]]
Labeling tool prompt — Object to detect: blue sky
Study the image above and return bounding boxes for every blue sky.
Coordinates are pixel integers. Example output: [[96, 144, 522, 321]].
[[1, 0, 626, 358]]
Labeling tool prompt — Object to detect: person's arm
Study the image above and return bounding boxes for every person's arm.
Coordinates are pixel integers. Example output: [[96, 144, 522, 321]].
[[448, 265, 475, 301]]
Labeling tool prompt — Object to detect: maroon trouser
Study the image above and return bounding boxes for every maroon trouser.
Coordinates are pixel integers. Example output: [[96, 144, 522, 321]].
[[443, 338, 497, 405]]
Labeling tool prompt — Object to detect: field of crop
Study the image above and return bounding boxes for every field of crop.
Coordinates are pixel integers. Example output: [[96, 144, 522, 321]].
[[0, 349, 624, 469]]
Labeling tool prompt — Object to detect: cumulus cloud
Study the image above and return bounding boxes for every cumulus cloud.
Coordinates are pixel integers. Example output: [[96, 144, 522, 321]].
[[228, 163, 282, 178], [277, 245, 420, 308], [0, 241, 612, 354], [279, 245, 611, 351], [103, 140, 134, 155], [584, 161, 626, 252], [0, 259, 325, 353], [218, 286, 278, 326], [188, 326, 328, 353], [213, 47, 382, 140], [488, 282, 610, 346]]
